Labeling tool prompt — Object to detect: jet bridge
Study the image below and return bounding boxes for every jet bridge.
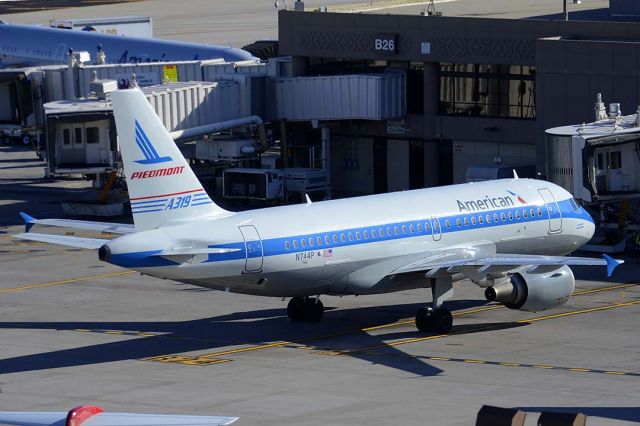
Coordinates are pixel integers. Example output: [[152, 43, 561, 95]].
[[545, 94, 640, 252]]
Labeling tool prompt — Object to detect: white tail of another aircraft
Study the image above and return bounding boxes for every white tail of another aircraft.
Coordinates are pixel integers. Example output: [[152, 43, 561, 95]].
[[111, 88, 232, 231]]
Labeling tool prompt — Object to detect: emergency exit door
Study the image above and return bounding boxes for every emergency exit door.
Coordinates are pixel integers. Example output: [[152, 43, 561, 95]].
[[238, 225, 264, 272]]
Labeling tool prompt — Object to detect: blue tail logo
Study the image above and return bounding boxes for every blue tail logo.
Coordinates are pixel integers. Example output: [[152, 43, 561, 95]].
[[134, 120, 172, 165]]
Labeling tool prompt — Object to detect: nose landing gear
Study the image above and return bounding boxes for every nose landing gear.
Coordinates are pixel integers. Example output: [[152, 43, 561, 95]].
[[287, 296, 324, 323]]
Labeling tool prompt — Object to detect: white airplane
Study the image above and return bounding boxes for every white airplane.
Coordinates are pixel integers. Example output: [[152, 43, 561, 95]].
[[0, 19, 255, 67], [0, 404, 237, 426], [15, 88, 623, 333]]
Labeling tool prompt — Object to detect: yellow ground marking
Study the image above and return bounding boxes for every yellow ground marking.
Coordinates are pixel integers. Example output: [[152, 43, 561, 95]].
[[522, 300, 640, 323], [464, 359, 486, 364], [140, 283, 639, 363], [573, 283, 637, 296], [532, 365, 554, 369], [327, 299, 640, 356], [0, 271, 134, 294], [500, 362, 520, 367], [569, 368, 591, 372], [604, 371, 628, 375]]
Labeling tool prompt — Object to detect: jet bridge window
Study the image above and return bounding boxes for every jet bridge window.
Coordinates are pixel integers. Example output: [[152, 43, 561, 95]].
[[63, 129, 71, 145], [610, 151, 622, 169], [86, 127, 99, 144]]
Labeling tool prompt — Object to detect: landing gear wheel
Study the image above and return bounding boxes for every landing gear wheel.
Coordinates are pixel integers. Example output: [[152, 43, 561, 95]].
[[287, 297, 324, 322], [304, 298, 324, 323], [432, 308, 453, 333], [287, 297, 305, 322], [415, 307, 433, 332], [415, 307, 453, 333]]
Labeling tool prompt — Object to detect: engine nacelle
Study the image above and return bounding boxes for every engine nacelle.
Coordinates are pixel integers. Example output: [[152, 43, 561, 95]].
[[484, 265, 575, 312]]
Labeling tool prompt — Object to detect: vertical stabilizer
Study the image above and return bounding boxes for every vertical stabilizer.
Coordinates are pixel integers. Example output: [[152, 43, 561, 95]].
[[111, 88, 231, 230]]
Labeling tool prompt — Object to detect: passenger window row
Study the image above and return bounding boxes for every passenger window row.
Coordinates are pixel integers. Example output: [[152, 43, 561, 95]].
[[283, 207, 545, 250]]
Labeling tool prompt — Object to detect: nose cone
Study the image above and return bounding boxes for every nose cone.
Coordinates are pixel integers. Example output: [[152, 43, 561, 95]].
[[578, 208, 596, 245]]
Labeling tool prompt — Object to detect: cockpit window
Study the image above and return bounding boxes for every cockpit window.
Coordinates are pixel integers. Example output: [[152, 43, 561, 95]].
[[569, 198, 581, 212]]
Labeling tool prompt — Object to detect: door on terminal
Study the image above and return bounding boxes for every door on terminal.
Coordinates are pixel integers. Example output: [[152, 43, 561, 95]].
[[58, 124, 85, 165], [238, 225, 264, 272], [538, 188, 562, 233]]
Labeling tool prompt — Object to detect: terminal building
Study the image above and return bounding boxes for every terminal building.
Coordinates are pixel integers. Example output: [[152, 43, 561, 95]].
[[277, 5, 640, 196]]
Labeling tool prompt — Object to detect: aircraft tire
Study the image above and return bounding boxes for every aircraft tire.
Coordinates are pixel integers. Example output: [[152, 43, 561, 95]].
[[304, 298, 324, 323], [415, 307, 433, 332], [287, 297, 305, 322], [432, 308, 453, 333]]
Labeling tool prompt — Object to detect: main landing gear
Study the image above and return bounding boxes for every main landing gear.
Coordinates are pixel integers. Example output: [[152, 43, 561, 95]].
[[287, 296, 324, 323], [415, 277, 454, 333]]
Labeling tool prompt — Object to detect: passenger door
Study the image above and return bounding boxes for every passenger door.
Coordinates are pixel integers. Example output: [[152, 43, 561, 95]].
[[538, 188, 562, 233]]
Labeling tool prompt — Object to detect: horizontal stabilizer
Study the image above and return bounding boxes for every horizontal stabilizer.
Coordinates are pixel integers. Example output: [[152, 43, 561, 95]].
[[14, 233, 109, 249], [19, 212, 135, 234], [0, 411, 238, 426]]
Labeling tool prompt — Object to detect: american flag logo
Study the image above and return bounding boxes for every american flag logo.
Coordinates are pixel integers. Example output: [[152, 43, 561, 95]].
[[322, 249, 333, 257]]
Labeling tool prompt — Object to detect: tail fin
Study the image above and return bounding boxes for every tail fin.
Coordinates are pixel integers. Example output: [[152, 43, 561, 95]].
[[110, 88, 231, 231]]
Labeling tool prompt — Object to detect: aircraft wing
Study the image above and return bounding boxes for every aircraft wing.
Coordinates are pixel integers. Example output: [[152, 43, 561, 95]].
[[20, 212, 135, 234], [0, 410, 238, 426], [391, 244, 623, 277], [14, 233, 109, 249]]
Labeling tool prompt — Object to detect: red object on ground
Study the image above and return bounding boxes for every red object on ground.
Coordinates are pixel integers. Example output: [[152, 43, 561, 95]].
[[66, 405, 104, 426]]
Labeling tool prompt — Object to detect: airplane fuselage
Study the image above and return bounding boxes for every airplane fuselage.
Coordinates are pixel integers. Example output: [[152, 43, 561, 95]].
[[0, 22, 255, 67], [103, 178, 595, 297]]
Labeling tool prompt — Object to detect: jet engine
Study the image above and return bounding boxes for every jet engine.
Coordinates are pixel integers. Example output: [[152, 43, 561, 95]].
[[484, 265, 575, 312]]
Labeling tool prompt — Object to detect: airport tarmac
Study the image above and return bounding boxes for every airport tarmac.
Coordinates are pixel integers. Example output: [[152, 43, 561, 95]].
[[0, 145, 639, 425]]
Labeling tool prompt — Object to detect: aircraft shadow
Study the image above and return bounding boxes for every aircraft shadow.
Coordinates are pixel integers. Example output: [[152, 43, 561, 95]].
[[0, 300, 495, 377]]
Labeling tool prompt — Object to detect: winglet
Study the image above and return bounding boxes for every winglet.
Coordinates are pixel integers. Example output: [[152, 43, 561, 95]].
[[19, 212, 36, 233], [602, 254, 623, 277], [305, 194, 312, 204], [513, 169, 519, 179]]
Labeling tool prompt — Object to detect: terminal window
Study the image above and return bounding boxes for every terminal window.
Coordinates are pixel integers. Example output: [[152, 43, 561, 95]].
[[439, 63, 535, 119]]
